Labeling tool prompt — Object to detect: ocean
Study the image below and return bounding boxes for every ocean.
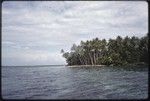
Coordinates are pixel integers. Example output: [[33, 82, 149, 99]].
[[2, 65, 148, 99]]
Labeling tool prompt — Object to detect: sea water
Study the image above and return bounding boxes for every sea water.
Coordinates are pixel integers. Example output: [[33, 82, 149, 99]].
[[2, 65, 148, 99]]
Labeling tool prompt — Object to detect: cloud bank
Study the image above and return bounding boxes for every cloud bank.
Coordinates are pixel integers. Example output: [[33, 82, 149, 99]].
[[2, 1, 148, 66]]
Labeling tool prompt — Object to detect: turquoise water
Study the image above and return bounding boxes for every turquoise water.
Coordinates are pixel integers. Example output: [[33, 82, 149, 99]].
[[2, 66, 148, 99]]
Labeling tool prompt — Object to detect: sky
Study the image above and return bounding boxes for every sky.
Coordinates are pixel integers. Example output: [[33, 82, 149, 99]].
[[2, 1, 148, 66]]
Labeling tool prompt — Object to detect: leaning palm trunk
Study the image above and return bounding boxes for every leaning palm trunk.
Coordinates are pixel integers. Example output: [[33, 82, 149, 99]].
[[86, 55, 90, 65], [84, 59, 87, 65], [93, 51, 97, 65], [83, 55, 88, 65], [78, 54, 84, 65], [89, 52, 94, 65], [81, 55, 86, 65], [95, 51, 99, 64], [78, 55, 81, 64], [80, 55, 85, 65]]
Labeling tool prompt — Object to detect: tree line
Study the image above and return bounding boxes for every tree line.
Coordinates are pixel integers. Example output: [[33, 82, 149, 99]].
[[61, 34, 149, 66]]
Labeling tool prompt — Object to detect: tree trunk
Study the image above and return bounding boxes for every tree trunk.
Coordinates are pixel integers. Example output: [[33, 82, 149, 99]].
[[95, 51, 98, 64], [93, 51, 97, 65], [81, 56, 85, 65], [89, 52, 94, 65], [78, 54, 84, 65], [82, 55, 87, 65]]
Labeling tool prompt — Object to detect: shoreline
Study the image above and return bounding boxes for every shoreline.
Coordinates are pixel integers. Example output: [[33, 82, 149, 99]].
[[66, 62, 148, 68], [66, 65, 106, 67]]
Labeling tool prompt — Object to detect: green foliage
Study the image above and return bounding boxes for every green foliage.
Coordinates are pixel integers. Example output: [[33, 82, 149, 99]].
[[61, 34, 149, 66]]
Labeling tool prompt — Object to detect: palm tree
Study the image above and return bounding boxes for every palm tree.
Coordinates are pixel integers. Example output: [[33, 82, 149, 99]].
[[61, 34, 148, 66]]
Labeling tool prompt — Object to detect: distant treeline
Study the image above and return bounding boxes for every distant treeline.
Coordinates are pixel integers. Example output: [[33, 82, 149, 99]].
[[61, 34, 149, 66]]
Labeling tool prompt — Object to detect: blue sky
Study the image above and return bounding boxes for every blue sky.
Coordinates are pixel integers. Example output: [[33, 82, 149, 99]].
[[2, 1, 148, 66]]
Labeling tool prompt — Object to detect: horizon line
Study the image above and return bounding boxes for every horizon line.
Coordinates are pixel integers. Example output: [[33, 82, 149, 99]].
[[2, 64, 67, 67]]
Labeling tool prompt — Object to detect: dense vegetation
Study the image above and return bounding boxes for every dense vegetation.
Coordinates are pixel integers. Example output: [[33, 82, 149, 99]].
[[61, 34, 149, 66]]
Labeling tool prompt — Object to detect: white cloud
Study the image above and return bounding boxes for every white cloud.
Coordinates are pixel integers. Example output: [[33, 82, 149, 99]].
[[2, 47, 66, 66], [2, 1, 148, 65]]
